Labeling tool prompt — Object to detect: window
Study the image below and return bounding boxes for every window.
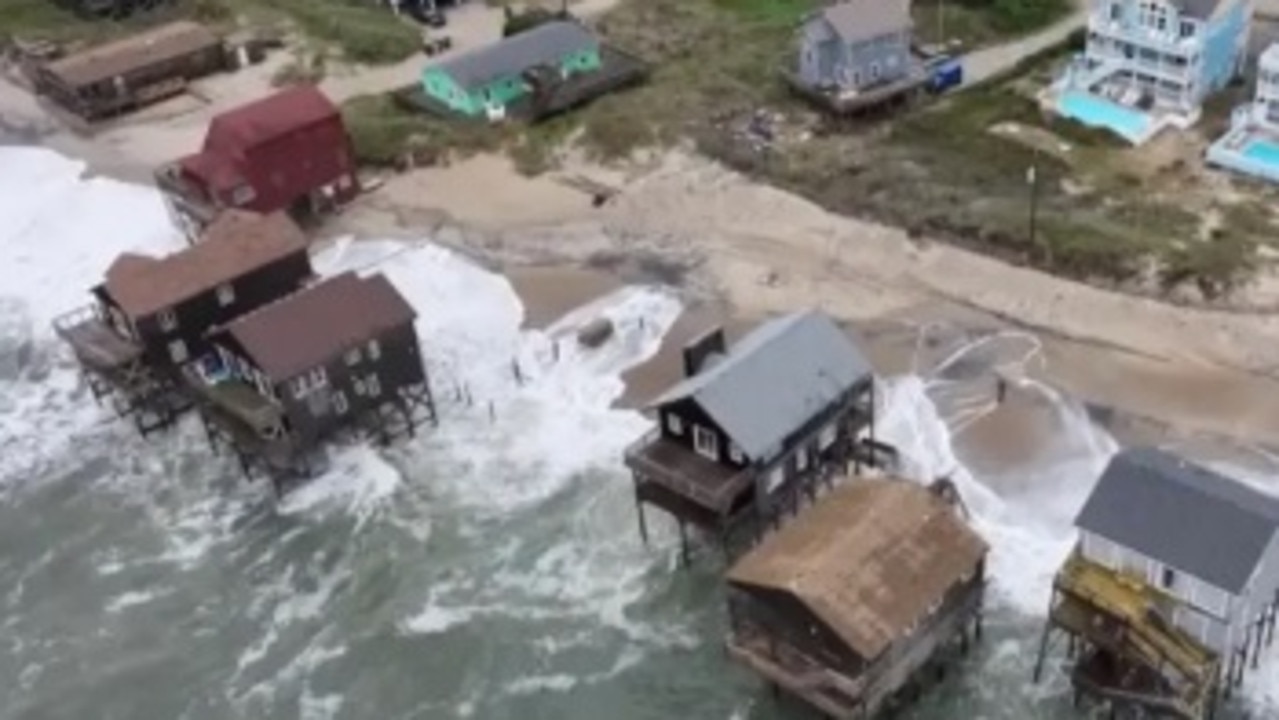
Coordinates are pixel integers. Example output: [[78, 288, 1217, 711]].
[[157, 308, 178, 332], [345, 347, 362, 366], [869, 62, 881, 81], [795, 446, 810, 472], [368, 339, 382, 361], [353, 376, 366, 396], [216, 283, 235, 307], [1162, 567, 1177, 589], [666, 412, 684, 436], [291, 367, 329, 399], [693, 424, 719, 460], [168, 339, 188, 364], [333, 391, 349, 415], [766, 466, 785, 494], [729, 444, 744, 464], [1179, 20, 1194, 37], [819, 422, 838, 450], [366, 373, 382, 397], [230, 184, 255, 206], [1109, 2, 1121, 20]]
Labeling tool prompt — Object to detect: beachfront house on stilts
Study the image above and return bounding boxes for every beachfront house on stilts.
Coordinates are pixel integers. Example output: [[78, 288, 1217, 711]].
[[623, 309, 888, 563], [188, 271, 436, 494], [52, 210, 313, 436], [1032, 447, 1279, 719], [725, 477, 988, 719]]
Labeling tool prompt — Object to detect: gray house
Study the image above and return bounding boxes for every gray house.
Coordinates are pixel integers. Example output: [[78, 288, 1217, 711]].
[[797, 0, 915, 93], [1075, 447, 1279, 682], [623, 309, 879, 562]]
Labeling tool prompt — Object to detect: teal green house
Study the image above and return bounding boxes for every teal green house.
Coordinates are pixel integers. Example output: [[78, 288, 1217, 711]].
[[422, 21, 602, 117]]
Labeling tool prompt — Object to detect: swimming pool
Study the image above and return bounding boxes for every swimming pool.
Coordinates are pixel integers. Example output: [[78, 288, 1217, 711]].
[[1057, 90, 1153, 143], [1241, 137, 1279, 167]]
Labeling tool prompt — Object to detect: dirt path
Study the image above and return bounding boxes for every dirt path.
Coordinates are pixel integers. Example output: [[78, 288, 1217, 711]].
[[959, 5, 1086, 86]]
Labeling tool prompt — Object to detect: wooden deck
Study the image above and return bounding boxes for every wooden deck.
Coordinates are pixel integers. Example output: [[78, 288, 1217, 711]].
[[52, 306, 143, 371], [624, 428, 752, 515]]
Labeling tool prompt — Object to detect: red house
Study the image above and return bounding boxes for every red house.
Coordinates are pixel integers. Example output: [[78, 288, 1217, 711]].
[[155, 84, 359, 242]]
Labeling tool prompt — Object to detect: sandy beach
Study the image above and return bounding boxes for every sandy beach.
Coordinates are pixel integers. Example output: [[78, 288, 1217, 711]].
[[6, 23, 1279, 453]]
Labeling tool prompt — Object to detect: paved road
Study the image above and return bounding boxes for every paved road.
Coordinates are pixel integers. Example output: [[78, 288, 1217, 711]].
[[959, 8, 1088, 87]]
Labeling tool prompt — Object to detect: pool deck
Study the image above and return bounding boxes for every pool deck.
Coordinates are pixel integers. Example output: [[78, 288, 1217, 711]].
[[1206, 124, 1279, 183], [1043, 86, 1197, 146]]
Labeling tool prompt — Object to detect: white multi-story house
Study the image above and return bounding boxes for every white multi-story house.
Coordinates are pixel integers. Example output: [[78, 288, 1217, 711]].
[[1073, 447, 1279, 685], [1205, 43, 1279, 182], [1051, 0, 1252, 142]]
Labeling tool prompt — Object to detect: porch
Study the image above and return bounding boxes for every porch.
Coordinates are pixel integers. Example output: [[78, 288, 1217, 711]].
[[52, 305, 143, 372], [624, 428, 753, 520]]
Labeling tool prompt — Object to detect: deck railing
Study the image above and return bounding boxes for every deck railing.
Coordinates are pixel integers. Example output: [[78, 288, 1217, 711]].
[[624, 427, 752, 511], [52, 304, 101, 335]]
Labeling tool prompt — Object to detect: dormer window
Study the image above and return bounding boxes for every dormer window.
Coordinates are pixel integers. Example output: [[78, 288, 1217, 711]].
[[216, 283, 235, 307], [157, 308, 178, 332]]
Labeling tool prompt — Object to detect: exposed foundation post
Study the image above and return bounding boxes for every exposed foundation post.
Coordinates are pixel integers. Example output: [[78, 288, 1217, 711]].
[[634, 484, 649, 546], [678, 520, 690, 568], [1032, 620, 1053, 683], [1253, 619, 1264, 668]]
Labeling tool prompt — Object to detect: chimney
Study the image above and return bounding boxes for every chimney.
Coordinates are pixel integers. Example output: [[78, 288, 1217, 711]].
[[682, 326, 726, 377]]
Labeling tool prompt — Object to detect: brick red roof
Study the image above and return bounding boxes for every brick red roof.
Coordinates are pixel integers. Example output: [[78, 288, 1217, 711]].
[[225, 272, 416, 380], [179, 85, 341, 192]]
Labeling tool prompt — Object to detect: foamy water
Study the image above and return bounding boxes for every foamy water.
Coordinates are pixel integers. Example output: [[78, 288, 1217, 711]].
[[0, 147, 1275, 718]]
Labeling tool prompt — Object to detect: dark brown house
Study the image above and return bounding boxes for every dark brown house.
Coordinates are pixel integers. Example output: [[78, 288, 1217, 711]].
[[726, 478, 988, 719], [32, 21, 224, 122], [623, 309, 879, 561], [190, 271, 436, 489], [52, 210, 313, 434]]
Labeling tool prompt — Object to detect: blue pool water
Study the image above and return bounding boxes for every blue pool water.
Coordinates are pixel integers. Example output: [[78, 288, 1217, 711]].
[[1057, 90, 1152, 142], [1241, 138, 1279, 167]]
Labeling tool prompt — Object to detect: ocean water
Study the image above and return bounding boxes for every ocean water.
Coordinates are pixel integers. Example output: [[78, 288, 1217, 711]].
[[0, 147, 1275, 720]]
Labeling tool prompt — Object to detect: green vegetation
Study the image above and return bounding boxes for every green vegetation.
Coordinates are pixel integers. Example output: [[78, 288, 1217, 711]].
[[341, 94, 504, 167], [0, 0, 419, 65]]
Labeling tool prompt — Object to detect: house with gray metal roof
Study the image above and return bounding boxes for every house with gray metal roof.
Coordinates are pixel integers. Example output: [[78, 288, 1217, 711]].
[[420, 20, 601, 118], [623, 309, 881, 563], [795, 0, 916, 94], [1074, 446, 1279, 662]]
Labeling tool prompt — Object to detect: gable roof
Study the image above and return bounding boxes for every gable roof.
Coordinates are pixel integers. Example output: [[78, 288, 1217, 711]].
[[815, 0, 913, 44], [224, 272, 416, 380], [429, 20, 598, 90], [1076, 446, 1279, 594], [46, 21, 220, 88], [102, 210, 307, 318], [728, 479, 987, 661], [205, 85, 340, 152], [646, 310, 872, 460]]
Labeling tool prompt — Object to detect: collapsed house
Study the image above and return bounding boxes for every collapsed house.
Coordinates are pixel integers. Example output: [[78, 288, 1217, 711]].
[[726, 478, 988, 719], [1032, 446, 1279, 719]]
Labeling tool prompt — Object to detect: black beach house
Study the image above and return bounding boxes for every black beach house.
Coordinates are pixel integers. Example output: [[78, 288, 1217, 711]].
[[52, 210, 313, 434], [623, 309, 879, 560], [189, 271, 436, 489]]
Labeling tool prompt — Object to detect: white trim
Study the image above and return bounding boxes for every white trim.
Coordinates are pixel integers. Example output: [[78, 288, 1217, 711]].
[[666, 412, 684, 436], [693, 424, 718, 460]]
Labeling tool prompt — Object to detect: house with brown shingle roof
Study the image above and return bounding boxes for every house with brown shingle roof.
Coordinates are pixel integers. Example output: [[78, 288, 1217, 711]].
[[193, 271, 436, 488], [725, 478, 987, 719], [53, 210, 313, 435], [32, 21, 226, 122]]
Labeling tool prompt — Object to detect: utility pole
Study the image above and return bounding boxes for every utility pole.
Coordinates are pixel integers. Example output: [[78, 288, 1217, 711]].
[[1027, 148, 1041, 261]]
